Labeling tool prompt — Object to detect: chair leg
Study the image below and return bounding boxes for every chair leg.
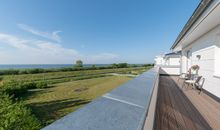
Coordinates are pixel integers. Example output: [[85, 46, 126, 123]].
[[183, 82, 188, 90], [199, 88, 202, 95], [182, 82, 185, 89], [186, 83, 189, 89]]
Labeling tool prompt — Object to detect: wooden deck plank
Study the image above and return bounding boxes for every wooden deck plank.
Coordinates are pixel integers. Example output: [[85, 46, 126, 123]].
[[169, 77, 210, 130], [165, 77, 187, 130], [154, 76, 220, 130], [154, 83, 162, 130], [159, 81, 169, 130], [173, 77, 220, 130], [162, 80, 179, 130], [163, 76, 197, 130], [184, 89, 220, 129]]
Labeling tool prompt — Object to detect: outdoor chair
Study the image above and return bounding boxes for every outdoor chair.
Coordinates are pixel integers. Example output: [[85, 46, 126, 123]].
[[178, 73, 191, 82], [178, 68, 194, 82], [195, 77, 205, 94], [183, 76, 202, 89]]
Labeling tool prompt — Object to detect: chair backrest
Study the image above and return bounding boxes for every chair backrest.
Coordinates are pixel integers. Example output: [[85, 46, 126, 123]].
[[195, 77, 205, 89], [195, 76, 202, 83], [198, 77, 205, 89]]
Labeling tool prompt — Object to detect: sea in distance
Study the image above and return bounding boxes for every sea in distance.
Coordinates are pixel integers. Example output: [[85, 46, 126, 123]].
[[0, 64, 112, 70]]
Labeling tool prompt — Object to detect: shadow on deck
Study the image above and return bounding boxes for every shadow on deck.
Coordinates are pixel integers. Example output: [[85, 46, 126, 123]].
[[154, 76, 220, 130]]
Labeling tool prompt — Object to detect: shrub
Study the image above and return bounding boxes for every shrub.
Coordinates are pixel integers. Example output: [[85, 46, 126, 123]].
[[92, 65, 97, 69], [36, 81, 48, 89], [26, 68, 44, 74], [0, 69, 19, 75], [1, 81, 26, 97], [142, 64, 153, 67], [110, 63, 129, 68], [117, 63, 128, 68], [60, 67, 73, 72], [22, 82, 37, 89], [1, 81, 37, 97], [129, 64, 138, 67], [0, 92, 41, 130], [17, 69, 27, 74]]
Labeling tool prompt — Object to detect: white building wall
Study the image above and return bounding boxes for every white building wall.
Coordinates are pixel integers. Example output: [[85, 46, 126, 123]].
[[182, 25, 220, 98], [154, 56, 165, 66], [155, 55, 180, 66], [168, 57, 180, 66], [155, 54, 180, 75], [181, 52, 187, 74], [160, 67, 180, 75]]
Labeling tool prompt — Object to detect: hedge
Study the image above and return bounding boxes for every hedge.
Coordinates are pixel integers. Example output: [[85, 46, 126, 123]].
[[0, 92, 41, 130]]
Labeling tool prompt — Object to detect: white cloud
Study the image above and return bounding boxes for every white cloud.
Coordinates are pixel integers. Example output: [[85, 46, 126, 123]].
[[0, 33, 31, 49], [17, 24, 62, 42], [0, 33, 119, 64]]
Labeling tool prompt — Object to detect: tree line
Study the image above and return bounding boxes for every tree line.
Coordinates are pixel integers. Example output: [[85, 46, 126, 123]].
[[0, 61, 154, 76]]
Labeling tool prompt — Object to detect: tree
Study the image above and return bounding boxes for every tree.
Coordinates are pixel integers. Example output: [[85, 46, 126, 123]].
[[111, 63, 128, 68], [142, 64, 154, 67], [111, 63, 118, 68], [117, 63, 128, 68], [75, 60, 83, 68], [92, 65, 97, 69]]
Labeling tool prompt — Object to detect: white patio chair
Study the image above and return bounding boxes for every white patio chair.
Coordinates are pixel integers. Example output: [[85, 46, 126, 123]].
[[178, 73, 191, 83], [183, 76, 202, 89]]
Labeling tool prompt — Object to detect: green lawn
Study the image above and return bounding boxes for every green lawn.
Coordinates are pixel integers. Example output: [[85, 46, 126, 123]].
[[24, 76, 132, 126]]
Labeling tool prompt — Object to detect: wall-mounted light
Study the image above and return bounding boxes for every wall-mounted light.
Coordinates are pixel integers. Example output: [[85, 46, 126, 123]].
[[196, 55, 201, 60]]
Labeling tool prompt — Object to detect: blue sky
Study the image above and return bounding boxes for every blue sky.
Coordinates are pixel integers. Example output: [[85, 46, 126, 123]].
[[0, 0, 199, 64]]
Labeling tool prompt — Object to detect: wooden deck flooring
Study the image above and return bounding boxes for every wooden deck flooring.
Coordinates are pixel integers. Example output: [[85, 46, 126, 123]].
[[154, 76, 220, 130]]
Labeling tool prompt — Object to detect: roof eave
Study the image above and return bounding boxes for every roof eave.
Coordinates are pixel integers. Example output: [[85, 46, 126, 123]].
[[171, 0, 213, 50]]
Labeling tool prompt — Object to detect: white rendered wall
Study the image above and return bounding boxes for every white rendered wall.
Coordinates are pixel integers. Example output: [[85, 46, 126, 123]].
[[168, 57, 180, 66], [155, 56, 180, 66], [160, 67, 180, 75], [182, 25, 220, 98], [181, 52, 187, 74], [155, 56, 165, 66]]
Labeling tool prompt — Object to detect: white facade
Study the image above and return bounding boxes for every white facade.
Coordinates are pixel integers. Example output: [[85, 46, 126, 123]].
[[155, 53, 180, 66], [154, 55, 165, 66], [155, 53, 181, 75], [164, 55, 180, 66], [180, 25, 220, 98], [172, 0, 220, 98]]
